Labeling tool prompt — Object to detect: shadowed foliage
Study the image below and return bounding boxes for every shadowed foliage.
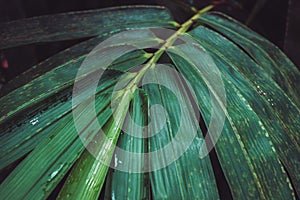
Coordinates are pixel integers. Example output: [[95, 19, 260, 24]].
[[0, 4, 299, 200]]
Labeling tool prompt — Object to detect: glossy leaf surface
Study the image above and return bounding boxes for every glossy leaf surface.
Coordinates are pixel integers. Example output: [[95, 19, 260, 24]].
[[0, 4, 299, 200]]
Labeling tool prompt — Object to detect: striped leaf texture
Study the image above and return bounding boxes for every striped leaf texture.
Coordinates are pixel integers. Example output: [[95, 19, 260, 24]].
[[0, 4, 299, 200]]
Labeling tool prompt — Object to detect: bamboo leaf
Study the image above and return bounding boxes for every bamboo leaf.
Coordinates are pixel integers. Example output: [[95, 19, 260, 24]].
[[0, 51, 151, 170], [0, 5, 176, 49], [167, 30, 297, 199], [144, 66, 219, 199], [0, 91, 112, 199], [188, 25, 300, 197], [104, 90, 150, 199], [198, 12, 300, 107], [0, 33, 160, 125], [57, 79, 135, 199], [0, 4, 299, 200]]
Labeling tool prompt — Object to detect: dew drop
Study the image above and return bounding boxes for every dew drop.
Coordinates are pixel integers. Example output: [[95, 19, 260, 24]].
[[188, 137, 203, 153], [114, 154, 118, 168], [48, 163, 64, 182], [112, 191, 116, 200], [30, 117, 39, 125], [258, 89, 264, 95]]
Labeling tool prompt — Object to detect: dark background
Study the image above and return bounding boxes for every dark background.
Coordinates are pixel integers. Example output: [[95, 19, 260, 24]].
[[0, 0, 299, 84]]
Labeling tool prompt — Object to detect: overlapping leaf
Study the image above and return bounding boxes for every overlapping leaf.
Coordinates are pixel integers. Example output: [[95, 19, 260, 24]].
[[0, 5, 299, 200]]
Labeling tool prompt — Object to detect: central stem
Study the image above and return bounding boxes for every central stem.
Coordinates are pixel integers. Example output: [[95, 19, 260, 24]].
[[130, 5, 214, 89], [114, 4, 214, 117]]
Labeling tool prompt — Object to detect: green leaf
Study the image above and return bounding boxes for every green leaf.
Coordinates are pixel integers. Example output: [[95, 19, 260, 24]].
[[57, 81, 135, 199], [167, 40, 297, 199], [144, 66, 220, 199], [188, 25, 300, 198], [0, 50, 151, 170], [0, 26, 165, 125], [0, 4, 299, 200], [198, 12, 300, 107], [0, 91, 112, 199], [0, 5, 176, 49], [104, 90, 150, 199], [0, 8, 171, 197], [0, 24, 167, 171]]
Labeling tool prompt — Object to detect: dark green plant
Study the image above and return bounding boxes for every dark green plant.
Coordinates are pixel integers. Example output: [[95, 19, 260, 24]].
[[0, 3, 299, 200]]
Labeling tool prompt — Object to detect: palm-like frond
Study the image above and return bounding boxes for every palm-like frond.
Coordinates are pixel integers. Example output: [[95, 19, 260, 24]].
[[0, 4, 299, 200]]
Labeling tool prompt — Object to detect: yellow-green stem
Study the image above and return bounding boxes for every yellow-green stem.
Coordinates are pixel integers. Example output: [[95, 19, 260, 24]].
[[128, 5, 214, 91]]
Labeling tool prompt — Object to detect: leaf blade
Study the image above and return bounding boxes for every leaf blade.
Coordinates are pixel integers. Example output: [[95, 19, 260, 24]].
[[0, 5, 175, 49]]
